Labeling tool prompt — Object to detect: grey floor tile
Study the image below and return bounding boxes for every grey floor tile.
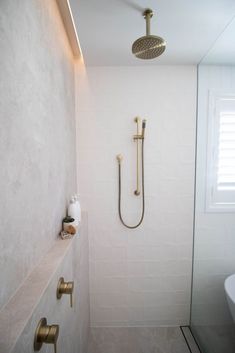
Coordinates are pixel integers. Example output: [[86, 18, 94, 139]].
[[88, 327, 190, 353]]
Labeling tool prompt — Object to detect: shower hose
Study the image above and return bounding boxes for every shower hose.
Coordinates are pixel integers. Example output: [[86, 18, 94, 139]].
[[118, 139, 145, 229]]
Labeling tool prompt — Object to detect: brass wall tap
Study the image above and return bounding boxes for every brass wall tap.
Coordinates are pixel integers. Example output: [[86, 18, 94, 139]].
[[57, 277, 74, 308], [34, 318, 59, 353]]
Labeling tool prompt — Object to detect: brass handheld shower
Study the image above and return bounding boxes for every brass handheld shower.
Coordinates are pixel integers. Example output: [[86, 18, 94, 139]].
[[142, 119, 146, 138], [117, 118, 146, 229]]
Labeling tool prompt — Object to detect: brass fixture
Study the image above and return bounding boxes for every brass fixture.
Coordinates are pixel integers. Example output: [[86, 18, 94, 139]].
[[116, 154, 123, 164], [57, 277, 74, 308], [132, 8, 166, 60], [34, 318, 59, 353], [116, 117, 146, 228], [133, 117, 141, 195]]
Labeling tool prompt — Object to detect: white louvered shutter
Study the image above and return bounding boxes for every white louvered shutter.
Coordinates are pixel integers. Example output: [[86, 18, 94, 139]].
[[206, 93, 235, 211]]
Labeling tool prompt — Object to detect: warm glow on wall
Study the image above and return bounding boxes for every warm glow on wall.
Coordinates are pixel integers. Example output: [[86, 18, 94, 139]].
[[56, 0, 84, 62]]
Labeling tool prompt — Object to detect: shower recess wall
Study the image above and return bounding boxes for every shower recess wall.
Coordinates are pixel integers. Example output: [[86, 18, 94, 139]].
[[76, 65, 197, 326], [0, 0, 77, 310]]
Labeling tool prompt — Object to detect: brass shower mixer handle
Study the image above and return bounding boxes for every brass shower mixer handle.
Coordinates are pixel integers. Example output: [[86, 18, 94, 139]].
[[57, 277, 74, 308], [34, 318, 59, 353]]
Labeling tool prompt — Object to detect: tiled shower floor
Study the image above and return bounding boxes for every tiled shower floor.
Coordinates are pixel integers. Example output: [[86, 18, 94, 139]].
[[88, 327, 192, 353]]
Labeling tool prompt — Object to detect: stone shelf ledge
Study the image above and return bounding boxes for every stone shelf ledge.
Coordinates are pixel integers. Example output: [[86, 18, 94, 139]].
[[0, 233, 79, 353]]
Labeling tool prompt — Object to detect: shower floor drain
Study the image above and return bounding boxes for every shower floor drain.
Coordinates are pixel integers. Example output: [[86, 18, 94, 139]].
[[180, 326, 202, 353]]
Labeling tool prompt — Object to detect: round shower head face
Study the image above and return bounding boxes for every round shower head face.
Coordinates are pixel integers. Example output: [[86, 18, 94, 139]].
[[132, 35, 166, 60]]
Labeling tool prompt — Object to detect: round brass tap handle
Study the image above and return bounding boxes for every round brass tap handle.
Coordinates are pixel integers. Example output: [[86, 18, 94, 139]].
[[34, 318, 59, 353], [57, 277, 74, 308]]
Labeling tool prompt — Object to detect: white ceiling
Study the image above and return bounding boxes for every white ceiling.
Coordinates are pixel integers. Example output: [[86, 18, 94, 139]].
[[70, 0, 235, 66], [202, 16, 235, 65]]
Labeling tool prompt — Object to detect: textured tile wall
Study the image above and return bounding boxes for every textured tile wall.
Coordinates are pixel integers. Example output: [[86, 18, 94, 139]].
[[0, 0, 76, 310], [76, 66, 197, 326], [10, 213, 89, 353]]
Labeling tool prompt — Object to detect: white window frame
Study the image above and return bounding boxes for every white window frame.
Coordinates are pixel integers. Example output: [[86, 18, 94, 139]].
[[206, 90, 235, 212]]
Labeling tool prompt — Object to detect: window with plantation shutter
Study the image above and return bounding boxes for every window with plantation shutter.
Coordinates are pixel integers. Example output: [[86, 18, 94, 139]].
[[206, 92, 235, 212]]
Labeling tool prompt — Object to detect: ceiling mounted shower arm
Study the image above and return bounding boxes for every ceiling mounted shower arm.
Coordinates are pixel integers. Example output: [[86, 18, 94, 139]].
[[144, 9, 153, 36], [132, 8, 166, 60]]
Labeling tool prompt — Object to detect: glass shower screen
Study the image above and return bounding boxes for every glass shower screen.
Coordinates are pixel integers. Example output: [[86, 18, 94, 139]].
[[190, 17, 235, 353]]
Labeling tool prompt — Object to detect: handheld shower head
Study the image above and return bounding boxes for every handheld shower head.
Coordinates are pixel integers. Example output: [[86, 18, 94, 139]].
[[142, 119, 146, 138]]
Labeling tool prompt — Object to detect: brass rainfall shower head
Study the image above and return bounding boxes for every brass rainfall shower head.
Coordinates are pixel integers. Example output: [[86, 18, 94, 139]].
[[132, 9, 166, 60]]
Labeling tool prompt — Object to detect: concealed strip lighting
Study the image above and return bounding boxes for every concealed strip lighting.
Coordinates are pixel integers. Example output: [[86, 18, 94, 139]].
[[56, 0, 84, 61]]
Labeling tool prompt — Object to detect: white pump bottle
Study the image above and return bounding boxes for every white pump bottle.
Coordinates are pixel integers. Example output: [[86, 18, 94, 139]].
[[68, 194, 81, 229]]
